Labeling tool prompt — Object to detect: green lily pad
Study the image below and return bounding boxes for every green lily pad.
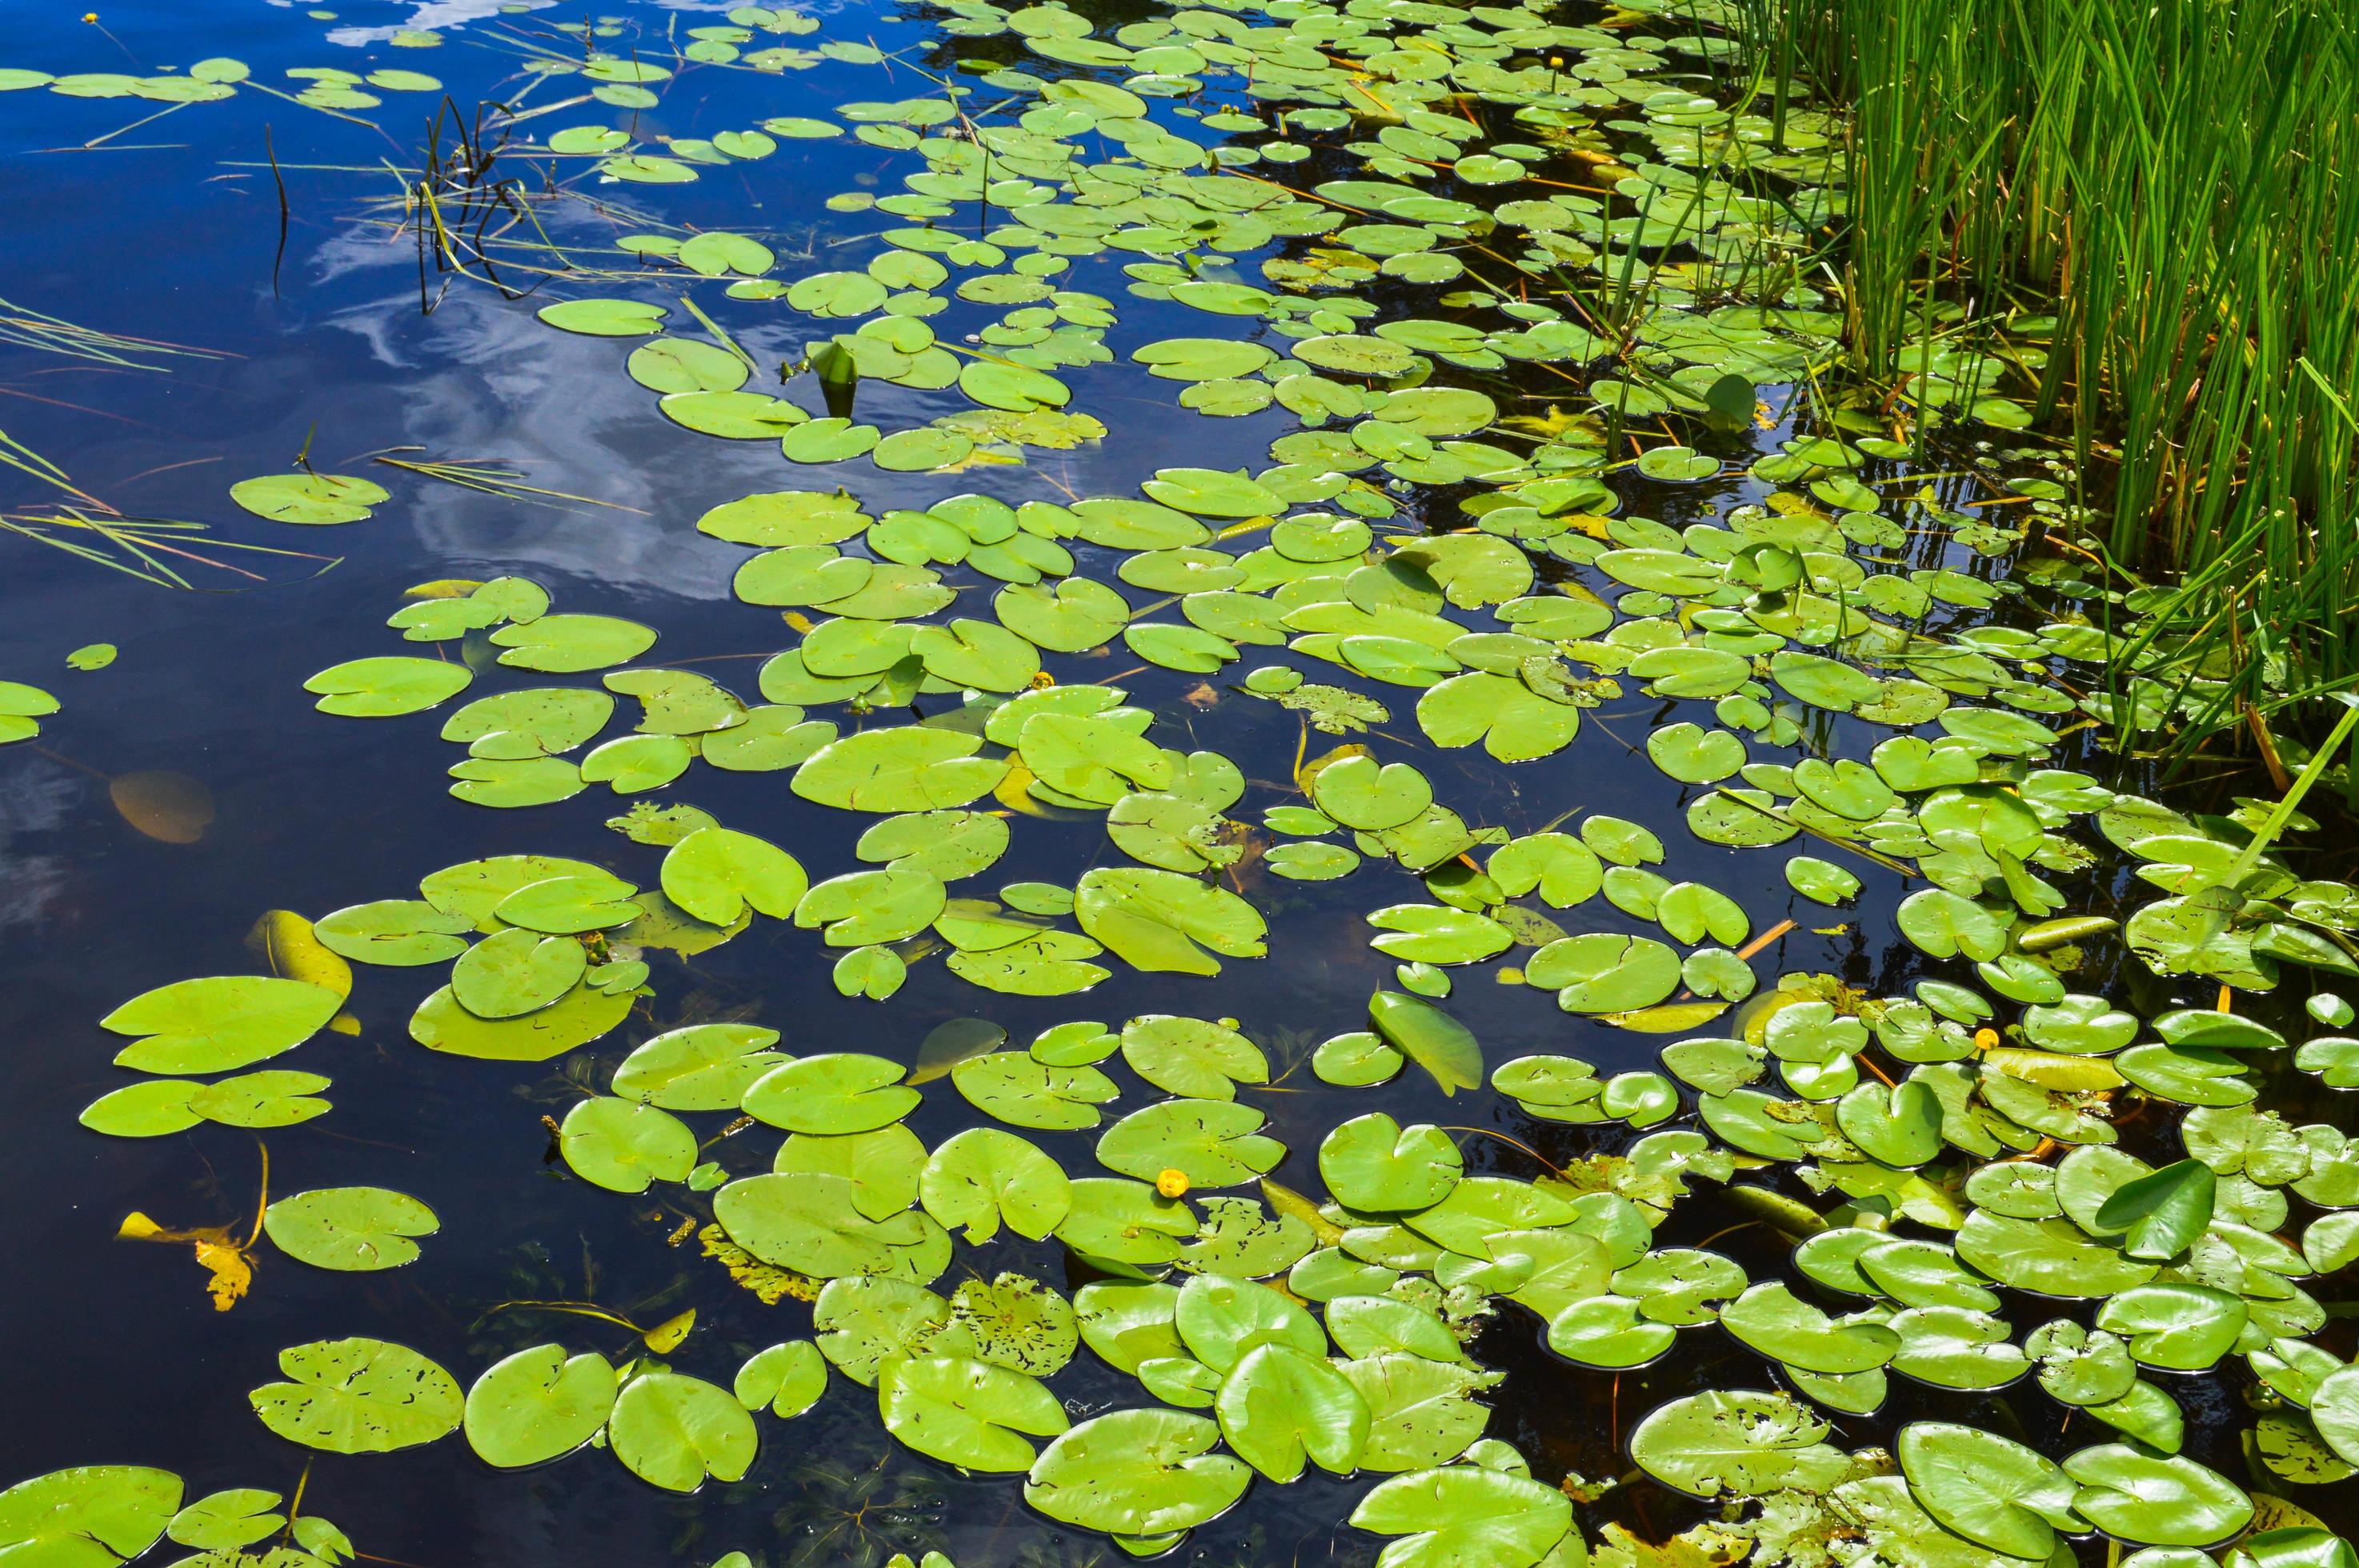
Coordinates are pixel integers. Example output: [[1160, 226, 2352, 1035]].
[[463, 1346, 618, 1468], [881, 1354, 1069, 1472], [1023, 1410, 1252, 1537], [1141, 466, 1284, 519], [795, 728, 1008, 812], [1629, 1390, 1847, 1499], [2093, 1282, 2246, 1370], [954, 1053, 1119, 1130], [491, 614, 657, 674], [441, 688, 614, 759], [2062, 1445, 2250, 1548], [1527, 933, 1681, 1014], [1896, 889, 2013, 962], [609, 1373, 758, 1491], [613, 1024, 785, 1110], [1721, 1282, 1900, 1374], [1836, 1079, 1943, 1166], [451, 927, 586, 1018], [263, 1187, 438, 1271], [250, 1338, 463, 1454], [1077, 868, 1264, 975], [1294, 334, 1418, 377], [743, 1053, 919, 1134], [1896, 1422, 2082, 1559], [1544, 1282, 1679, 1370], [2311, 1366, 2359, 1466], [716, 1171, 949, 1283], [922, 1127, 1071, 1243], [1416, 672, 1582, 761], [2092, 1160, 2216, 1259], [734, 1341, 827, 1419], [305, 656, 471, 717], [559, 1097, 698, 1193], [1366, 904, 1513, 965], [1956, 1210, 2160, 1298], [1217, 1345, 1368, 1483], [1648, 722, 1746, 783], [996, 578, 1134, 652], [1368, 991, 1484, 1094], [408, 978, 632, 1062], [1097, 1098, 1284, 1188], [1320, 1113, 1462, 1212], [0, 1467, 182, 1566], [102, 975, 343, 1074], [163, 1488, 282, 1553], [627, 338, 751, 394], [232, 472, 390, 525], [537, 298, 669, 336], [661, 826, 809, 926], [1314, 1030, 1405, 1088]]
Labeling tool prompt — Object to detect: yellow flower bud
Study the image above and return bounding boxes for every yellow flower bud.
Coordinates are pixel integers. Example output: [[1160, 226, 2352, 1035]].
[[1973, 1026, 2001, 1050], [1155, 1169, 1190, 1198]]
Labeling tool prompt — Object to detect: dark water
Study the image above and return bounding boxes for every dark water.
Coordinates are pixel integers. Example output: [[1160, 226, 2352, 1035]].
[[0, 2, 2349, 1564]]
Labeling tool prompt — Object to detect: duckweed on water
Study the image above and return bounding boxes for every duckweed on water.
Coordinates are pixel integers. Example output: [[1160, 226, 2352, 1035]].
[[8, 0, 2359, 1563]]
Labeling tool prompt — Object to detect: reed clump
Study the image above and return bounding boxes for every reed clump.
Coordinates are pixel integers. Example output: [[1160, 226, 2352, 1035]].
[[1744, 0, 2359, 761]]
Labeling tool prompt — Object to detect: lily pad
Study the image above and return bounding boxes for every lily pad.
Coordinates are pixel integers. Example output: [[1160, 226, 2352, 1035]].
[[661, 827, 808, 926], [559, 1097, 698, 1193], [249, 1338, 463, 1454], [102, 976, 343, 1074], [263, 1187, 438, 1271], [463, 1346, 618, 1468], [1629, 1390, 1847, 1499], [232, 472, 389, 525], [1218, 1344, 1369, 1483], [305, 656, 472, 718], [0, 1467, 182, 1566], [880, 1354, 1069, 1471], [609, 1372, 758, 1491], [1896, 1422, 2082, 1559], [1023, 1409, 1252, 1537]]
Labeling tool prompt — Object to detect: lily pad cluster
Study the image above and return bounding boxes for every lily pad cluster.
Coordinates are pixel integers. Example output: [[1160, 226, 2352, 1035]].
[[0, 54, 445, 108], [0, 1463, 362, 1568], [0, 678, 59, 746], [22, 0, 2359, 1562]]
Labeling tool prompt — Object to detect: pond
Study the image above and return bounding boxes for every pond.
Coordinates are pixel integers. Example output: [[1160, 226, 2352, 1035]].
[[2, 0, 2357, 1565]]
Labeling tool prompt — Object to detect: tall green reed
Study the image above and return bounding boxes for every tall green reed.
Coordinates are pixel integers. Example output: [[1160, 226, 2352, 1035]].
[[1737, 0, 2359, 763]]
